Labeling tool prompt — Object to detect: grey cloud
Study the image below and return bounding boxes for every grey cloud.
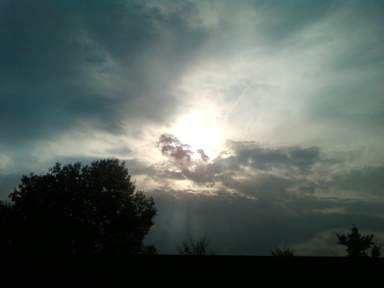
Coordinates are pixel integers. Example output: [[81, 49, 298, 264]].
[[155, 137, 326, 195], [156, 138, 384, 204], [326, 166, 384, 196], [120, 159, 158, 178], [182, 165, 215, 184], [329, 1, 384, 71], [217, 172, 294, 199], [107, 146, 132, 157], [307, 78, 384, 134], [293, 3, 384, 140], [222, 140, 321, 173], [145, 188, 384, 255], [251, 0, 334, 44], [161, 170, 186, 181]]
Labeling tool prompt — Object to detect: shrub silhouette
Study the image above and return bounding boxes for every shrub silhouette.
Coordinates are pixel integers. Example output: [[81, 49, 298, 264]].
[[177, 236, 215, 255], [271, 246, 295, 256]]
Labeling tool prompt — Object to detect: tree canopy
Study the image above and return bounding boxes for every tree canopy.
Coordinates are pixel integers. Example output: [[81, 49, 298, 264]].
[[337, 225, 381, 258], [2, 158, 156, 254]]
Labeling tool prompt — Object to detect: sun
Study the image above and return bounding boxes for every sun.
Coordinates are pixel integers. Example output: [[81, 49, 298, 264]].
[[171, 113, 223, 160]]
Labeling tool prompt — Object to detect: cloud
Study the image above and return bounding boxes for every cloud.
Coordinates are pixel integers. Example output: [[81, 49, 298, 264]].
[[223, 140, 321, 173], [0, 0, 207, 145], [197, 149, 209, 162], [158, 134, 194, 164], [154, 136, 319, 200], [325, 166, 384, 196]]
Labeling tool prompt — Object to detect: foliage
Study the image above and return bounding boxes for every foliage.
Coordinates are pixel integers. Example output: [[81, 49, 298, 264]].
[[337, 225, 381, 258], [177, 236, 215, 255], [4, 158, 156, 254], [271, 246, 295, 257]]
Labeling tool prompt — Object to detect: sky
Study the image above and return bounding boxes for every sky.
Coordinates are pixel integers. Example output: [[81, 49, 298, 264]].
[[1, 0, 384, 256]]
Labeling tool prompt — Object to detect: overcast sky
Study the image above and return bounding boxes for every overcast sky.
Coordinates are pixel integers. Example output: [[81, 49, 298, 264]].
[[1, 0, 384, 255]]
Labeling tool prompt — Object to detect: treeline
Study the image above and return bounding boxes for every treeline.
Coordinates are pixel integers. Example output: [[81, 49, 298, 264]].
[[272, 225, 381, 258], [0, 158, 381, 257]]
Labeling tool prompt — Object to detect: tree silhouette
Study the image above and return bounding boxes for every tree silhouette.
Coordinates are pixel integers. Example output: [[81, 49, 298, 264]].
[[177, 236, 215, 255], [4, 158, 156, 254], [271, 246, 295, 256], [337, 225, 381, 258]]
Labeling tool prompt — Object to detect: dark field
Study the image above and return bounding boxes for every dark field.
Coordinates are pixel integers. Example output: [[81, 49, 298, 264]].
[[3, 255, 384, 286]]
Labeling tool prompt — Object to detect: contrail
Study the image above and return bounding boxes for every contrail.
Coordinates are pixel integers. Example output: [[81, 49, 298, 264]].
[[224, 82, 252, 118]]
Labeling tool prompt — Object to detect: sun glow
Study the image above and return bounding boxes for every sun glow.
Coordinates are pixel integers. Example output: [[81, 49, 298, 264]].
[[172, 113, 223, 160]]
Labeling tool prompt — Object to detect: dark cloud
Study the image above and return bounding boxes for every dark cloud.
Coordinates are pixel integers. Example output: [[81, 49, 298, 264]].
[[158, 134, 194, 163], [197, 149, 209, 162], [0, 0, 207, 144]]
